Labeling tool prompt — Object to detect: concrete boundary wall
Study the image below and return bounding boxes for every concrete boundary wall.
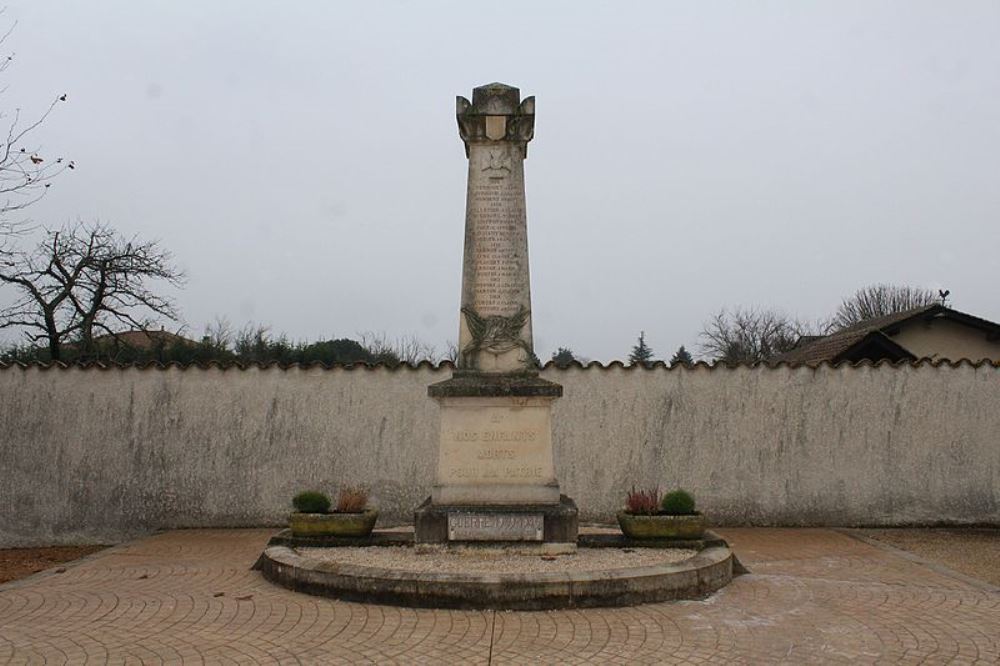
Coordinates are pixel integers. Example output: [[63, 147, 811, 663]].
[[1, 363, 998, 546]]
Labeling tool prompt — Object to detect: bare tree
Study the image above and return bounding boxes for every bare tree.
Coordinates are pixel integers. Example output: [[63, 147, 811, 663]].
[[830, 284, 939, 331], [443, 339, 459, 364], [0, 17, 72, 249], [0, 221, 183, 360], [358, 331, 437, 365], [395, 334, 437, 365], [699, 307, 813, 363], [202, 316, 234, 351]]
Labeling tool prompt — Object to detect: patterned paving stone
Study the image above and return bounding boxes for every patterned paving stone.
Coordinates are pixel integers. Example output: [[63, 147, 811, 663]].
[[0, 528, 996, 664]]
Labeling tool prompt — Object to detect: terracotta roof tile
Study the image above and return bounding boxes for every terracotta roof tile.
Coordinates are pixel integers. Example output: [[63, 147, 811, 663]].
[[89, 330, 197, 350]]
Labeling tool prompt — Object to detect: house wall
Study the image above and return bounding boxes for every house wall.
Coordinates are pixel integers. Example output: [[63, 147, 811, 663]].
[[891, 318, 1000, 361], [1, 362, 998, 547]]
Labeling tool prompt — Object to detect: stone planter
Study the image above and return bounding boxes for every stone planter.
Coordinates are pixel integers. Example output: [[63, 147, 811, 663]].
[[616, 512, 706, 540], [289, 510, 378, 538]]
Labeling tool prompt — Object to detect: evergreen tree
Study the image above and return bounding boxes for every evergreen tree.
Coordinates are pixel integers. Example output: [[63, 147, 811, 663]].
[[628, 331, 655, 366], [551, 347, 578, 368], [299, 339, 375, 365], [670, 345, 693, 366]]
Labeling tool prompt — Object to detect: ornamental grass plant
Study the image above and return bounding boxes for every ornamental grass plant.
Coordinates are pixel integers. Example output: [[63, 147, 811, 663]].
[[336, 487, 369, 513]]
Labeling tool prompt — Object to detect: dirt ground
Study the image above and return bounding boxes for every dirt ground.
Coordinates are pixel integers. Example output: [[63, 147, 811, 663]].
[[0, 545, 107, 584], [855, 528, 1000, 587]]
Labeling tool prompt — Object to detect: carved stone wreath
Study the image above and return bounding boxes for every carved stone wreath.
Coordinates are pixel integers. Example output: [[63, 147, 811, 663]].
[[461, 305, 532, 369]]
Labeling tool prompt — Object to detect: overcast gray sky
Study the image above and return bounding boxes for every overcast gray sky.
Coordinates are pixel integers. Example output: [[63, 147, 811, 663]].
[[1, 1, 998, 361]]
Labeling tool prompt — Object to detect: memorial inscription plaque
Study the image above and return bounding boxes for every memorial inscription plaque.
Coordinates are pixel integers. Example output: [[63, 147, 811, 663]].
[[436, 398, 556, 493], [448, 513, 544, 541]]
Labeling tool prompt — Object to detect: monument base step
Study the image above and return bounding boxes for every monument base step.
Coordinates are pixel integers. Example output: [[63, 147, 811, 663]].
[[427, 372, 563, 399], [431, 482, 560, 505], [414, 495, 578, 545], [415, 541, 577, 555]]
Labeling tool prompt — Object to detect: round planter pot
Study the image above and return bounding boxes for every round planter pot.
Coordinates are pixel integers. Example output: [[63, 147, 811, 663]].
[[616, 512, 706, 540], [289, 510, 379, 538]]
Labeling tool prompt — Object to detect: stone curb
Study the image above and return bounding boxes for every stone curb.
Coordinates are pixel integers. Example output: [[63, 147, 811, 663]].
[[255, 544, 734, 610]]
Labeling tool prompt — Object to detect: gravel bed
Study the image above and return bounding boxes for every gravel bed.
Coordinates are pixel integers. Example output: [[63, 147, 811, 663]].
[[300, 545, 696, 575]]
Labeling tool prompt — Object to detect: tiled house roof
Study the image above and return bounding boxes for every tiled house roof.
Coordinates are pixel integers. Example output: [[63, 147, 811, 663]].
[[774, 304, 1000, 364], [90, 330, 196, 350]]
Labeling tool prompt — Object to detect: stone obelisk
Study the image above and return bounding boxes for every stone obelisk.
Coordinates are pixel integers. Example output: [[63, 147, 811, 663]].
[[455, 84, 535, 373], [415, 83, 577, 546]]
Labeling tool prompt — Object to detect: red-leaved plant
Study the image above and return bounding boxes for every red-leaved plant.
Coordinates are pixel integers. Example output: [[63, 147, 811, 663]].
[[625, 486, 661, 515]]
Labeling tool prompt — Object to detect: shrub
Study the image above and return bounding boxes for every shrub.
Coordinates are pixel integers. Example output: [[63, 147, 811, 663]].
[[336, 486, 368, 513], [292, 490, 331, 513], [661, 489, 696, 515], [624, 486, 661, 515]]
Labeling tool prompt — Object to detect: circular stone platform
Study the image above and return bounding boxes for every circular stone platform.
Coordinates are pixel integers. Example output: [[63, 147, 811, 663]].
[[301, 545, 697, 574], [255, 542, 735, 610]]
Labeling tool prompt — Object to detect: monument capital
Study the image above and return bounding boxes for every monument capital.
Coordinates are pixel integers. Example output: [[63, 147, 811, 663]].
[[457, 82, 535, 157]]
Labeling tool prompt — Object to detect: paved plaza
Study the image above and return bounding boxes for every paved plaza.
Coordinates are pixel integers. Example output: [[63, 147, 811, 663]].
[[1, 528, 997, 664]]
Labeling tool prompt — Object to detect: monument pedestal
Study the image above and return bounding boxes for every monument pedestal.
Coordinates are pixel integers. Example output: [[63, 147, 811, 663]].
[[413, 496, 579, 546], [415, 374, 578, 545]]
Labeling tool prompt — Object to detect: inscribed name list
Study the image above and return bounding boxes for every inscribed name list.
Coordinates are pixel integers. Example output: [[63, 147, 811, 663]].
[[468, 153, 528, 317]]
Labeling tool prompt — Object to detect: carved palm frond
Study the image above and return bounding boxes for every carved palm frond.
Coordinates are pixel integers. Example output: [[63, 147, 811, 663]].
[[461, 306, 487, 341]]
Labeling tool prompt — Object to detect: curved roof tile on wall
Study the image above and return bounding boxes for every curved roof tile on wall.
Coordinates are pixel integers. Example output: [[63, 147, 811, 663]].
[[1, 358, 997, 372]]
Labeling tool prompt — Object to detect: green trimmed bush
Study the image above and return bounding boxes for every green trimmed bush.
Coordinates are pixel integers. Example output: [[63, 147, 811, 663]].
[[660, 489, 696, 515], [292, 490, 331, 513]]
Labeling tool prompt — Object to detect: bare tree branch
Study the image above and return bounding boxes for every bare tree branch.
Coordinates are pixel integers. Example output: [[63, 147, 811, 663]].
[[0, 16, 72, 248], [831, 284, 939, 330], [358, 331, 437, 365]]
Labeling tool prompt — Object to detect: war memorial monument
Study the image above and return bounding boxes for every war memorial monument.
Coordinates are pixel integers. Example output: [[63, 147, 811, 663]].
[[414, 82, 578, 547], [256, 83, 736, 609]]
